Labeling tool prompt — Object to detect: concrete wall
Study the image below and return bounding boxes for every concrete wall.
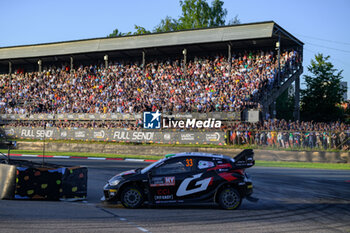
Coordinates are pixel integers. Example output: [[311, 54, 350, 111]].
[[17, 141, 349, 163]]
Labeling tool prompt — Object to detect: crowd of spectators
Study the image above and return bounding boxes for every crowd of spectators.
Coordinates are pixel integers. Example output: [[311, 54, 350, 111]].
[[0, 49, 299, 115], [5, 120, 141, 130], [227, 119, 349, 150]]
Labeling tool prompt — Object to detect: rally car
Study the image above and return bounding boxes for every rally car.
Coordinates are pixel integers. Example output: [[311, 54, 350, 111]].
[[103, 149, 256, 210]]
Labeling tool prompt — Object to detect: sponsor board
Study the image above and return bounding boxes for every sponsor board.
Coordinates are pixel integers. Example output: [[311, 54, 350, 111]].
[[150, 176, 175, 187], [93, 130, 105, 139], [3, 127, 226, 145], [75, 131, 86, 138], [181, 133, 195, 141], [113, 131, 154, 141], [205, 132, 221, 141]]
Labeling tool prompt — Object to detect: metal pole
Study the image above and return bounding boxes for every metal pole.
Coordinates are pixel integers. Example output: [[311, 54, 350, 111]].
[[183, 49, 187, 76], [38, 59, 42, 73], [104, 55, 108, 69], [228, 44, 232, 75], [70, 56, 74, 73], [8, 61, 12, 74], [142, 51, 146, 77], [294, 76, 300, 121], [277, 33, 281, 86], [272, 100, 276, 119]]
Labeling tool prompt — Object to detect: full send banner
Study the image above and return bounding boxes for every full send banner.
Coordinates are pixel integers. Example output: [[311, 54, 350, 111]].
[[2, 127, 226, 145]]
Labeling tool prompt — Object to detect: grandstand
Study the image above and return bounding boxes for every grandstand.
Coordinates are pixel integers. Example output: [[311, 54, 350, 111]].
[[0, 21, 318, 146], [0, 21, 303, 119]]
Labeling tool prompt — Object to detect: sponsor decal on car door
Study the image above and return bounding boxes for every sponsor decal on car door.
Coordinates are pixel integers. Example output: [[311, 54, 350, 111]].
[[176, 173, 212, 197]]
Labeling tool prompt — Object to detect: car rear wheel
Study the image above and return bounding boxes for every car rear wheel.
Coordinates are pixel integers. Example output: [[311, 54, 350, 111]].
[[120, 186, 144, 209], [218, 187, 241, 210]]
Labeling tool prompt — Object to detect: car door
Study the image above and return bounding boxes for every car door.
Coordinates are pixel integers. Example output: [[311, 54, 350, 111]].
[[148, 157, 195, 204]]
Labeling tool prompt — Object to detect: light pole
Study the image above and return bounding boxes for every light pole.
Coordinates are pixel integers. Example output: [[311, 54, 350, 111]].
[[104, 55, 109, 69], [276, 36, 281, 86], [38, 59, 42, 73]]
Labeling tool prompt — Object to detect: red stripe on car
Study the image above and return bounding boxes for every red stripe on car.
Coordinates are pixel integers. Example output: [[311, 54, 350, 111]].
[[218, 172, 237, 182]]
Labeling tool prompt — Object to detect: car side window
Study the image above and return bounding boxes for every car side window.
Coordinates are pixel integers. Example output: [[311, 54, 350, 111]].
[[197, 159, 215, 170], [152, 158, 194, 175]]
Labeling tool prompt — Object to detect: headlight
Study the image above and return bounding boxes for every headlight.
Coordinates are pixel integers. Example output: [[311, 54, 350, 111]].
[[108, 176, 121, 186]]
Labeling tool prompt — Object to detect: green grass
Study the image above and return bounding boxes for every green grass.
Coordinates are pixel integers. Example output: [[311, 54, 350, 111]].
[[255, 160, 350, 170], [1, 149, 349, 170]]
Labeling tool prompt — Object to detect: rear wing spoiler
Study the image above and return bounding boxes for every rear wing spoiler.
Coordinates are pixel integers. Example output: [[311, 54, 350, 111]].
[[232, 149, 255, 168]]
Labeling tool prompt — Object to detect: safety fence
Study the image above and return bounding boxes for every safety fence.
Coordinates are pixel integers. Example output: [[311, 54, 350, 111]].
[[2, 127, 226, 145], [228, 130, 350, 150]]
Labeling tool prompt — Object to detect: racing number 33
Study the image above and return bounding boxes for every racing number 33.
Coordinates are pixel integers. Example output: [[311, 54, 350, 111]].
[[186, 159, 193, 167]]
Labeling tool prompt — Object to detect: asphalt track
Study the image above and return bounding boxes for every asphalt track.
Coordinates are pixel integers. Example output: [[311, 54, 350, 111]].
[[0, 157, 350, 233]]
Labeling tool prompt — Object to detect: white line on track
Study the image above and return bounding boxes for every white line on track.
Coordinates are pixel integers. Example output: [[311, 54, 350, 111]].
[[137, 227, 149, 232], [21, 154, 38, 157], [87, 157, 106, 160], [124, 158, 145, 162]]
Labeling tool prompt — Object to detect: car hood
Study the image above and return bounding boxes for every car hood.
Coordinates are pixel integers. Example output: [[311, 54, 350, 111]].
[[111, 168, 141, 181]]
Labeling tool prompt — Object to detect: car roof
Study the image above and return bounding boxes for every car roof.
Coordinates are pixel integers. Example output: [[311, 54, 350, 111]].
[[167, 152, 231, 160]]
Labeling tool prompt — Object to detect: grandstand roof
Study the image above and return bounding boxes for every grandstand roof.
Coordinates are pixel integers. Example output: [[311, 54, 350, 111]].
[[0, 21, 302, 70]]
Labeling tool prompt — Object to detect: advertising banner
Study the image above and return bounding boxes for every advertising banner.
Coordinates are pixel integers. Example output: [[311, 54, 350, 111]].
[[3, 127, 226, 145]]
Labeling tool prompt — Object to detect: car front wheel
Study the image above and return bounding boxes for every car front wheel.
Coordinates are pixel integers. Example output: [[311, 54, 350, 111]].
[[120, 186, 144, 208], [218, 187, 242, 210]]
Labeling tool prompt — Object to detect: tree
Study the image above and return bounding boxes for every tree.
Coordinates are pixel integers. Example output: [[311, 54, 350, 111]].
[[276, 86, 295, 121], [176, 0, 228, 30], [227, 15, 241, 25], [154, 16, 179, 33], [133, 25, 151, 35], [108, 0, 238, 36], [107, 28, 132, 37], [301, 53, 346, 122], [107, 28, 123, 38]]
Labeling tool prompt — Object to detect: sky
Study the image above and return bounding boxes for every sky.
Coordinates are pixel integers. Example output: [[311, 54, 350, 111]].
[[1, 0, 349, 98]]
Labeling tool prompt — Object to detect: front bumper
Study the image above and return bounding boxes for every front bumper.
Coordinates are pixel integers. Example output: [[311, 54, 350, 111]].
[[103, 185, 119, 202]]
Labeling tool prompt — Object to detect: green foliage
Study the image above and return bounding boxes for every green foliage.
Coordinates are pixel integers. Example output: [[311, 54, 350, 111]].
[[177, 0, 227, 29], [108, 0, 238, 37], [154, 16, 179, 32], [301, 54, 346, 122], [133, 25, 151, 35], [276, 86, 295, 120], [227, 15, 241, 25], [107, 28, 123, 38], [108, 25, 150, 37]]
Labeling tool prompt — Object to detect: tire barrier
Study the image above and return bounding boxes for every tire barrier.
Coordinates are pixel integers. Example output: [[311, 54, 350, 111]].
[[0, 159, 87, 200]]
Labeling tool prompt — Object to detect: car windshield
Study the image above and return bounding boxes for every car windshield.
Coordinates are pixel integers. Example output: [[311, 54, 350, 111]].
[[141, 158, 166, 174]]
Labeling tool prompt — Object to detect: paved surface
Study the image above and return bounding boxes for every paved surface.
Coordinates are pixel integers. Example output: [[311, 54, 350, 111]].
[[0, 157, 350, 233]]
